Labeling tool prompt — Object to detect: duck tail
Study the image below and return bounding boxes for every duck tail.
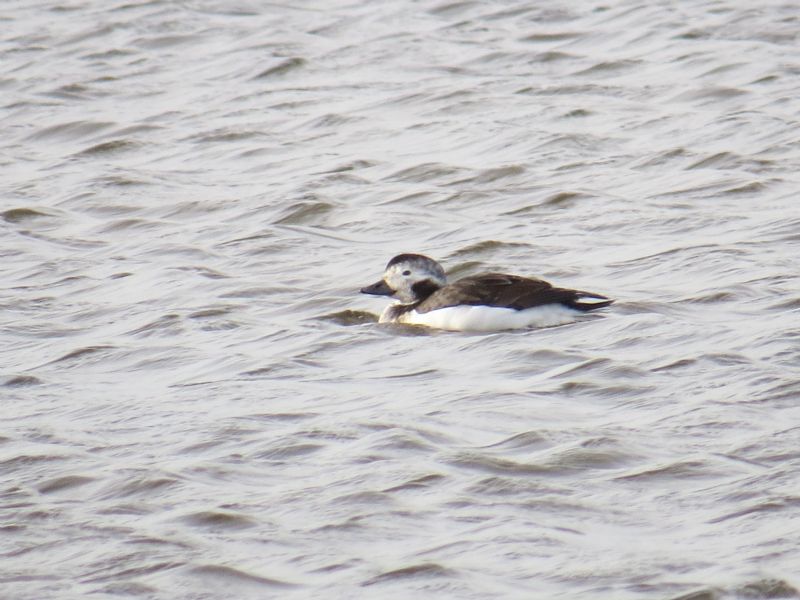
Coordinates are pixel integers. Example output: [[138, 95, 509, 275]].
[[569, 293, 614, 312]]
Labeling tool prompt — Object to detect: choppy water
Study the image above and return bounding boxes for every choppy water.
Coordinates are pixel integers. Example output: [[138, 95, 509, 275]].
[[3, 1, 800, 598]]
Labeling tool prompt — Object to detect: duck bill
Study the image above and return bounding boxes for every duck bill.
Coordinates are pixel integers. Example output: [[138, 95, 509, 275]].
[[360, 279, 395, 296]]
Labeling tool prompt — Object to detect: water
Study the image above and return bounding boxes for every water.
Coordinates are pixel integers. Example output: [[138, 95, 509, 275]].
[[2, 1, 800, 598]]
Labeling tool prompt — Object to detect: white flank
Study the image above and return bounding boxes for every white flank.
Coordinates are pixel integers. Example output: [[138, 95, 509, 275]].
[[388, 304, 582, 332]]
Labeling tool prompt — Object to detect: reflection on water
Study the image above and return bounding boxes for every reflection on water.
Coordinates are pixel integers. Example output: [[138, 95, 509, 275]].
[[2, 0, 800, 598]]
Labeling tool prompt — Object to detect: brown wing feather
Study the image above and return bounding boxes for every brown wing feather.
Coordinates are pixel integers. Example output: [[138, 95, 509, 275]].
[[416, 273, 587, 313]]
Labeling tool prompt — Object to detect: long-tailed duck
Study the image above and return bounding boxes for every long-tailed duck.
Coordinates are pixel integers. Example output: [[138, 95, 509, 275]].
[[360, 253, 613, 332]]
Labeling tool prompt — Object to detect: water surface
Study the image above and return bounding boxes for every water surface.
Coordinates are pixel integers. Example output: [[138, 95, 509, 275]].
[[2, 1, 800, 598]]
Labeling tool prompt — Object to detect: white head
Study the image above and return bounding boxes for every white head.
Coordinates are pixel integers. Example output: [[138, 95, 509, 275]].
[[361, 254, 447, 304]]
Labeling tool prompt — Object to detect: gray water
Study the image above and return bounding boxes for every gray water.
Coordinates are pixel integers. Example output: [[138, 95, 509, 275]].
[[2, 1, 800, 599]]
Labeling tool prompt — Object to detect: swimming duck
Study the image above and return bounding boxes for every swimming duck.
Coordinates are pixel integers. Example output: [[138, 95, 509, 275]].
[[360, 253, 613, 331]]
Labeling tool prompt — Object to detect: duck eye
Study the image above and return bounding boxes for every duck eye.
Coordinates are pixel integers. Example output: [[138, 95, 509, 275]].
[[402, 270, 411, 276]]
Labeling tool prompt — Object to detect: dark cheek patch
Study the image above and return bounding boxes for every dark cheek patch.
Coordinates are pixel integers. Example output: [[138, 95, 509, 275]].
[[412, 279, 440, 300]]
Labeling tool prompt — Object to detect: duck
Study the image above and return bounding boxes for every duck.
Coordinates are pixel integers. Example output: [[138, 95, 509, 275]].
[[360, 253, 613, 332]]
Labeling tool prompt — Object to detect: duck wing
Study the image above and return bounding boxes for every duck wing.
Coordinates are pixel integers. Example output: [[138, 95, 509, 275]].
[[416, 273, 612, 313]]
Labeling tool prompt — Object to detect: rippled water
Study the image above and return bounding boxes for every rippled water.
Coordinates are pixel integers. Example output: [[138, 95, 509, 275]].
[[3, 1, 800, 598]]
